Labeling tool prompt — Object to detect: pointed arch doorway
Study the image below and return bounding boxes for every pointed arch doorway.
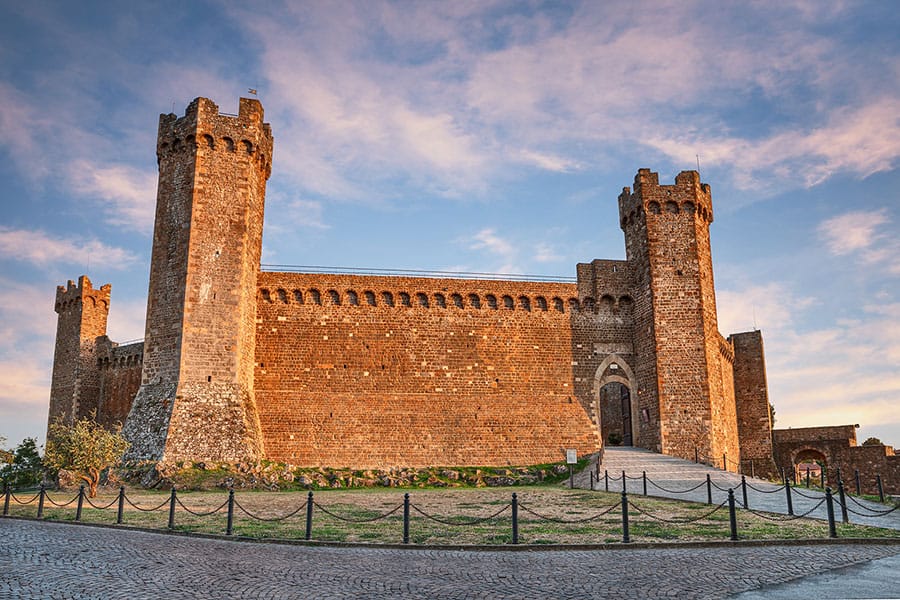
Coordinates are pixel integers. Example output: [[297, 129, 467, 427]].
[[594, 355, 639, 448]]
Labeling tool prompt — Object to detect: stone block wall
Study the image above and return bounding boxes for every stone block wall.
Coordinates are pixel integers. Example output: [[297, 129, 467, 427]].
[[96, 340, 143, 429]]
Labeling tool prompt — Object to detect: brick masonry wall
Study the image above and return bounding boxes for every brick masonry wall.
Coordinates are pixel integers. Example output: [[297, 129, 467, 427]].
[[255, 272, 606, 467]]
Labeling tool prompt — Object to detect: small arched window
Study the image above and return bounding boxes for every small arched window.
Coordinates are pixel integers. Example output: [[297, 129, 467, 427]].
[[347, 290, 359, 306], [468, 294, 481, 309], [434, 293, 446, 308], [535, 296, 548, 311], [452, 293, 464, 308], [276, 289, 288, 303], [486, 294, 498, 309], [400, 292, 411, 307], [416, 292, 429, 307], [382, 291, 394, 307], [365, 291, 376, 306], [293, 290, 304, 304], [502, 295, 514, 310], [553, 297, 564, 312], [309, 289, 322, 305], [260, 289, 272, 303], [328, 290, 341, 305], [519, 296, 531, 311]]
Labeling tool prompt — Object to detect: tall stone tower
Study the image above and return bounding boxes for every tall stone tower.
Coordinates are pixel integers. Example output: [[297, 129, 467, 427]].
[[123, 97, 273, 463], [48, 276, 110, 426], [620, 169, 740, 464]]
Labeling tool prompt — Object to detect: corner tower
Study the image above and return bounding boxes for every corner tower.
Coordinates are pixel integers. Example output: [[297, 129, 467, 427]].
[[124, 97, 273, 463], [48, 276, 110, 426], [620, 169, 740, 466]]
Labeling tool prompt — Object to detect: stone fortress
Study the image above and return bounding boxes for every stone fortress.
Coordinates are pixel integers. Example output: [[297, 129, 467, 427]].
[[47, 97, 897, 490]]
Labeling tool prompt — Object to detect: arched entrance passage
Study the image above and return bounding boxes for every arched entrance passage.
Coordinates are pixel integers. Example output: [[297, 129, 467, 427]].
[[792, 448, 826, 483], [593, 355, 639, 447]]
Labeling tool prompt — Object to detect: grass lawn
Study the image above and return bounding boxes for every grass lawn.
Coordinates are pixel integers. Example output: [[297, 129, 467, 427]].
[[4, 485, 897, 545]]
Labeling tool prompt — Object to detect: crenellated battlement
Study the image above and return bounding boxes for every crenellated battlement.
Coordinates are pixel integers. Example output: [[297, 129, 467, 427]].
[[157, 97, 273, 179], [618, 169, 713, 231], [55, 275, 111, 314]]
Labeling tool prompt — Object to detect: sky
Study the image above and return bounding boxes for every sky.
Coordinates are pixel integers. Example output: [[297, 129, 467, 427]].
[[0, 1, 898, 452]]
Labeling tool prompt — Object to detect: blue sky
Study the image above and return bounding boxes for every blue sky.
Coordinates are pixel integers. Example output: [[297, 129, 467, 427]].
[[1, 1, 898, 451]]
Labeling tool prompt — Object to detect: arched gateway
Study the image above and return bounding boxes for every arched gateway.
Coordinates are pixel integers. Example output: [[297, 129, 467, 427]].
[[593, 354, 639, 447]]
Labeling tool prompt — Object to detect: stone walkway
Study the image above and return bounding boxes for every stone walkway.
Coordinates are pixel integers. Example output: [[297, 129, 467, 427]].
[[1, 519, 899, 599], [577, 447, 900, 531]]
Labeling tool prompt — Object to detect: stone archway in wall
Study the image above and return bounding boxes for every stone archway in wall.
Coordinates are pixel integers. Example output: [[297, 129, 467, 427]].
[[593, 355, 639, 448], [792, 447, 827, 483]]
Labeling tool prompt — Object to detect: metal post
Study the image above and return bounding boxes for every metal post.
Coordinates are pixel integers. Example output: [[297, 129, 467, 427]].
[[117, 486, 125, 524], [806, 467, 810, 488], [642, 471, 647, 496], [750, 460, 755, 479], [167, 487, 176, 529], [511, 493, 519, 545], [741, 475, 749, 509], [876, 475, 885, 503], [37, 485, 45, 519], [836, 468, 842, 487], [706, 474, 712, 505], [723, 453, 727, 471], [622, 470, 627, 494], [825, 488, 837, 538], [604, 470, 609, 492], [837, 481, 849, 523], [820, 468, 825, 489], [695, 448, 699, 463], [854, 470, 861, 496], [590, 471, 594, 491], [3, 483, 10, 516], [784, 479, 794, 516], [226, 489, 235, 536], [75, 485, 84, 521], [621, 490, 630, 543], [569, 465, 574, 490], [403, 493, 410, 544], [728, 489, 738, 541], [305, 491, 314, 541]]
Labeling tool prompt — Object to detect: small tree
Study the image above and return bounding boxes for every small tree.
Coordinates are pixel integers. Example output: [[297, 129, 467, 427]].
[[44, 417, 129, 497], [0, 438, 44, 488], [862, 437, 883, 446], [0, 436, 11, 465]]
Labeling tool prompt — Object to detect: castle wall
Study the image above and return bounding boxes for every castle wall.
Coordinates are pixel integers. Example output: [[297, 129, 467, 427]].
[[731, 330, 776, 476], [96, 340, 144, 430], [254, 272, 608, 467]]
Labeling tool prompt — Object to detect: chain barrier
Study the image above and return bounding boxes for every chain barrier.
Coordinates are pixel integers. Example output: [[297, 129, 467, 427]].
[[645, 479, 708, 495], [518, 502, 621, 524], [84, 495, 121, 510], [232, 498, 308, 522], [790, 486, 825, 500], [745, 482, 786, 494], [738, 497, 826, 522], [314, 501, 403, 523], [627, 499, 727, 524], [175, 496, 230, 517], [123, 494, 172, 513], [10, 492, 41, 505], [710, 480, 734, 493], [41, 492, 80, 508], [410, 503, 510, 526], [840, 495, 900, 517]]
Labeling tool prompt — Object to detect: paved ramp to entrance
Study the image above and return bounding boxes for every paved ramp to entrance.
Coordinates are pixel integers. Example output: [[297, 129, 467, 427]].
[[576, 447, 900, 531]]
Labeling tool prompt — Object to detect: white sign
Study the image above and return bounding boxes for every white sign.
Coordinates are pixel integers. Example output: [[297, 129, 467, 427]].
[[566, 449, 577, 464]]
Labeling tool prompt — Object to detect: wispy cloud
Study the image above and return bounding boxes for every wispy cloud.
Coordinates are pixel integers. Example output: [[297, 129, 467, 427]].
[[817, 208, 900, 274], [0, 227, 138, 269], [67, 161, 157, 233]]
